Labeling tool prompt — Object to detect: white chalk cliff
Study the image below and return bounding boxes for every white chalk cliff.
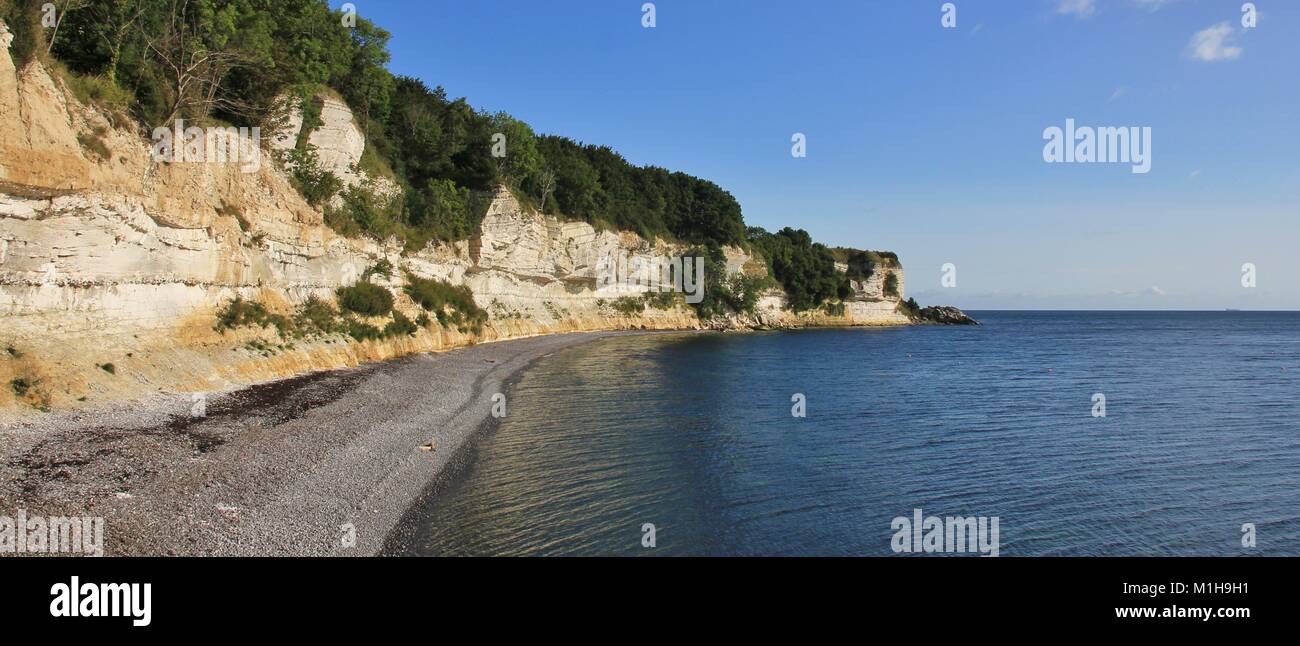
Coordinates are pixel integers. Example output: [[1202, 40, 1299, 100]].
[[0, 37, 911, 414]]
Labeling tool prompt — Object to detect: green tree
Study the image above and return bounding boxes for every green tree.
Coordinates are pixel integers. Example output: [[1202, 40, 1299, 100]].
[[338, 17, 392, 136], [748, 227, 850, 311], [489, 112, 543, 196]]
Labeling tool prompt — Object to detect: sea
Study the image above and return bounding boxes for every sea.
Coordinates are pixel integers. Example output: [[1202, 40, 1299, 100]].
[[392, 312, 1300, 556]]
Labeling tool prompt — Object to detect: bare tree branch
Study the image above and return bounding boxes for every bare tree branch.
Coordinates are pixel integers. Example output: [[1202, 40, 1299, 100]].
[[144, 0, 256, 124]]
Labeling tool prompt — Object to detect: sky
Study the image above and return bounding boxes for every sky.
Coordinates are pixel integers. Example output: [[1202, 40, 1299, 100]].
[[335, 0, 1298, 310]]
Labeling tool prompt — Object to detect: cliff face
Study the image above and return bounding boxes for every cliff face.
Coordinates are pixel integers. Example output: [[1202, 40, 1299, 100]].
[[0, 41, 910, 414], [268, 92, 400, 205]]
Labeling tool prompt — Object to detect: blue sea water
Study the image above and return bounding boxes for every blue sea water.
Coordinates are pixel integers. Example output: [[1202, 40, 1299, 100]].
[[398, 312, 1300, 556]]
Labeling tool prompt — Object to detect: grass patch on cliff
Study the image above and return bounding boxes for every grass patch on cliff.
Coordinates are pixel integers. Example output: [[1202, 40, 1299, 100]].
[[322, 182, 492, 254], [215, 298, 295, 336], [643, 291, 681, 310], [214, 272, 490, 348], [597, 292, 684, 316], [76, 127, 111, 161], [358, 146, 397, 183], [831, 248, 899, 283], [59, 68, 133, 126], [831, 248, 899, 267]]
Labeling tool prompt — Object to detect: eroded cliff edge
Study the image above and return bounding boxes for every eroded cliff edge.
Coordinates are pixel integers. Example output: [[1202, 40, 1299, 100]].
[[0, 42, 944, 415]]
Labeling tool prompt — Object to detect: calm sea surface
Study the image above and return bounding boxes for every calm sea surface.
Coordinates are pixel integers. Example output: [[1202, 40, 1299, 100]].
[[396, 312, 1300, 556]]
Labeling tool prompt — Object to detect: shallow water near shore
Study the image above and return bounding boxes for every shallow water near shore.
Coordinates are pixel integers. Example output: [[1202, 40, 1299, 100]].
[[395, 312, 1300, 556]]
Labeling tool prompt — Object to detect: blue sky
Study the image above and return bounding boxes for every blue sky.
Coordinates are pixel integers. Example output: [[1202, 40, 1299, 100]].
[[339, 1, 1298, 310]]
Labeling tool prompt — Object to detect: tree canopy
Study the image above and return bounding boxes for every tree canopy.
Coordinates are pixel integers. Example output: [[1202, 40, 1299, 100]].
[[6, 0, 745, 247], [747, 227, 854, 311]]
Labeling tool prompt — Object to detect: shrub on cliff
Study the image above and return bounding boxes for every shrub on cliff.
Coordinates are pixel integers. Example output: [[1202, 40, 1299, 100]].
[[884, 272, 900, 298], [294, 297, 344, 336], [898, 297, 921, 319], [283, 146, 343, 208], [383, 311, 418, 338], [612, 297, 645, 316], [336, 282, 394, 317], [403, 274, 487, 333], [8, 375, 48, 411], [321, 181, 481, 251], [10, 377, 30, 397], [363, 259, 394, 281], [344, 312, 422, 341], [343, 319, 383, 342], [213, 294, 431, 343], [723, 273, 771, 316], [215, 297, 293, 336], [643, 291, 681, 310]]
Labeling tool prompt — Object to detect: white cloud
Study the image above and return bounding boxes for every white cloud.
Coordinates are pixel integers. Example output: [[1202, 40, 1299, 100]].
[[1108, 86, 1127, 102], [1186, 22, 1243, 62], [1131, 0, 1181, 12], [1057, 0, 1097, 17], [1145, 286, 1167, 296]]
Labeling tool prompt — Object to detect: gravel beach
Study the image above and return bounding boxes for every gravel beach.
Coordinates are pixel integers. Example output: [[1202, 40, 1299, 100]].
[[0, 331, 637, 556]]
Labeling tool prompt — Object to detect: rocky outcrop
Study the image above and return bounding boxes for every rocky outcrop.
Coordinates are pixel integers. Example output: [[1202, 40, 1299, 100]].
[[843, 262, 911, 325], [307, 97, 366, 177], [919, 306, 979, 325], [0, 43, 932, 415], [268, 91, 400, 206], [411, 186, 701, 331]]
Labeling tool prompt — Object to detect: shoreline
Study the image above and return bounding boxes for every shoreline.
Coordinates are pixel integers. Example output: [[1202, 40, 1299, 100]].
[[0, 317, 926, 421], [377, 349, 532, 556], [0, 330, 667, 556]]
